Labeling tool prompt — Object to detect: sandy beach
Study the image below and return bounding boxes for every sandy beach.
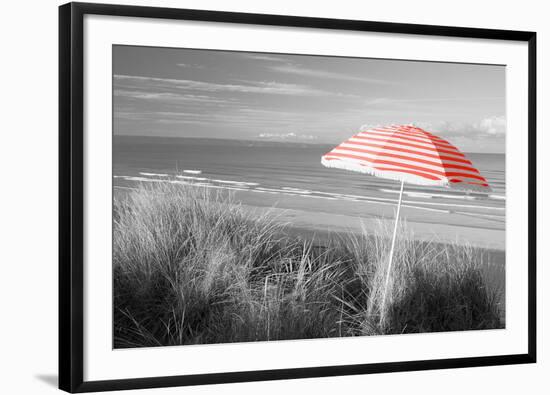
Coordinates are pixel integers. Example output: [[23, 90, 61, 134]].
[[115, 184, 505, 249], [236, 194, 504, 250]]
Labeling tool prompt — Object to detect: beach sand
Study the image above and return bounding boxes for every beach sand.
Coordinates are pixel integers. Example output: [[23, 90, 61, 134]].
[[243, 203, 505, 250], [237, 200, 505, 319], [226, 185, 505, 248]]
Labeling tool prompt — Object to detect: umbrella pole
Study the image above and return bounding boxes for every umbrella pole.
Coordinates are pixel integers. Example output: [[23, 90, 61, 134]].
[[380, 179, 405, 326]]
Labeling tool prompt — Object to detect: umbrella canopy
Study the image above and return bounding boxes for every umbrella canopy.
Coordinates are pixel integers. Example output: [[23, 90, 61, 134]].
[[321, 124, 490, 323], [321, 124, 490, 192]]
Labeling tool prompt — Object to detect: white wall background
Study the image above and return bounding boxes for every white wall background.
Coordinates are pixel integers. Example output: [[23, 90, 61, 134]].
[[0, 0, 546, 393]]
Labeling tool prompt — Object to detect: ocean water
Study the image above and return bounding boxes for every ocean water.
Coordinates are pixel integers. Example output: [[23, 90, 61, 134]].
[[113, 136, 506, 237]]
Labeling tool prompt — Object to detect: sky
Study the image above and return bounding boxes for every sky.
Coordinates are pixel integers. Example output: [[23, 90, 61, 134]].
[[113, 45, 506, 153]]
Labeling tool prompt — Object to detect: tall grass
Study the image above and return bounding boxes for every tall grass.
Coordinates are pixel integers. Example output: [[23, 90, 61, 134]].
[[113, 182, 503, 348]]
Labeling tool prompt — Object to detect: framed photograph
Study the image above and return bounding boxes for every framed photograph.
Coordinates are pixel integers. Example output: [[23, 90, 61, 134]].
[[59, 2, 536, 393]]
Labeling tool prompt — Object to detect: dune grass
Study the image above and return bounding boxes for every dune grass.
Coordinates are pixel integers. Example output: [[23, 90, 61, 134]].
[[113, 182, 503, 348]]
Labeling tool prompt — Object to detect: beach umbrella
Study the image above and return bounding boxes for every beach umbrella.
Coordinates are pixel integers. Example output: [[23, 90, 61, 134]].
[[321, 124, 490, 318]]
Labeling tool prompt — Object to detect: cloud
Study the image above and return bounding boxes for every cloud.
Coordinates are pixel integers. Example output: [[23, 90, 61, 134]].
[[270, 64, 391, 84], [238, 54, 392, 84], [240, 54, 289, 62], [114, 74, 341, 97], [258, 132, 317, 141], [364, 98, 393, 105], [415, 116, 506, 138], [364, 97, 503, 106], [114, 89, 233, 104], [115, 106, 309, 129], [358, 117, 506, 139], [474, 116, 506, 135], [239, 54, 391, 84], [176, 63, 205, 69], [359, 123, 390, 130]]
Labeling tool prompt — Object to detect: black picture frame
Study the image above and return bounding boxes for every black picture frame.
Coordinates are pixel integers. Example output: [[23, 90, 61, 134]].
[[59, 2, 537, 393]]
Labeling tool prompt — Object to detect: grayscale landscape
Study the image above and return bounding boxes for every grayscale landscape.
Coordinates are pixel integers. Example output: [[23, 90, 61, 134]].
[[112, 46, 505, 348]]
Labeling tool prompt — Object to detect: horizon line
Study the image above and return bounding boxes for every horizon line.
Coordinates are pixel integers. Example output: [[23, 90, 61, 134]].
[[113, 134, 506, 154]]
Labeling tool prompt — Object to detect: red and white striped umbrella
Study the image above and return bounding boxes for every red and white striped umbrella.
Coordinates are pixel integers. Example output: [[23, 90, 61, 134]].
[[321, 124, 490, 321], [321, 124, 490, 192]]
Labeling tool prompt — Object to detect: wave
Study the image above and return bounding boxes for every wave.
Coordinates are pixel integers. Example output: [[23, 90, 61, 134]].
[[212, 179, 259, 186], [282, 187, 313, 194], [380, 188, 505, 201], [176, 175, 208, 181], [139, 172, 169, 177], [115, 172, 504, 213]]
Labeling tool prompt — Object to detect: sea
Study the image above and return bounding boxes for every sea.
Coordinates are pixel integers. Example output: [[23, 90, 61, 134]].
[[113, 136, 506, 247]]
